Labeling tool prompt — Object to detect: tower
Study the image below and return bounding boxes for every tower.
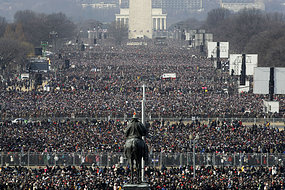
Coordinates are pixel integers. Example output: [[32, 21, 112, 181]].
[[129, 0, 153, 39]]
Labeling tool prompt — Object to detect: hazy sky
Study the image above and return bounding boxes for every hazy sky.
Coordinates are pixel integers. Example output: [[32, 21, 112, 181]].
[[0, 0, 83, 22], [0, 0, 284, 23]]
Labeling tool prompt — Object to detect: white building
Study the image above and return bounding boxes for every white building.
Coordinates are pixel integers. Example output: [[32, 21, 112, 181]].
[[153, 0, 203, 11], [115, 8, 167, 32], [119, 0, 203, 11], [220, 0, 265, 12], [115, 9, 130, 26], [81, 3, 117, 9], [127, 0, 152, 39]]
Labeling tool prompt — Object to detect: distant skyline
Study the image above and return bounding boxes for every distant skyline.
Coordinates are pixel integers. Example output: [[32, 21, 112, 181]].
[[0, 0, 284, 24]]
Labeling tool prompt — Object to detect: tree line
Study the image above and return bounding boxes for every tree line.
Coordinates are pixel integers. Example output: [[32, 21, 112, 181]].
[[206, 8, 285, 67], [174, 8, 285, 67], [0, 10, 76, 79], [0, 9, 125, 79], [1, 8, 284, 79]]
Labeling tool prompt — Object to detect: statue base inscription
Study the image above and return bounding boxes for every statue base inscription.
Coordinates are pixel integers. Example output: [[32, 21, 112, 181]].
[[123, 183, 150, 190]]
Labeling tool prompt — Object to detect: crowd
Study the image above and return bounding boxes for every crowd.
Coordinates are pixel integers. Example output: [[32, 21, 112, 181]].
[[0, 43, 284, 189], [0, 119, 284, 154], [0, 45, 284, 119], [0, 165, 284, 189]]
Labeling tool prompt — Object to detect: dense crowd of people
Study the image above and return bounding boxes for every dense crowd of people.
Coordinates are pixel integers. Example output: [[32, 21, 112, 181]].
[[0, 165, 284, 189], [0, 119, 284, 154], [0, 43, 284, 189], [1, 45, 284, 119]]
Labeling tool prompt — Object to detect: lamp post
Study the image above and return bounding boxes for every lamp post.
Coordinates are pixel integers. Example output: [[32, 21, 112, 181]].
[[141, 84, 146, 182], [190, 134, 199, 178]]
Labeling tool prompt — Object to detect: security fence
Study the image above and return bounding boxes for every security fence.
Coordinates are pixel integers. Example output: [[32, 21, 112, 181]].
[[4, 117, 284, 124], [1, 152, 284, 167]]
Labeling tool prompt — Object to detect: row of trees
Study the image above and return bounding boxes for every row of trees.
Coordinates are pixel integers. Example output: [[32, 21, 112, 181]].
[[14, 10, 76, 46], [0, 18, 33, 78], [1, 8, 284, 78], [175, 8, 285, 67], [206, 8, 285, 67], [0, 10, 77, 79]]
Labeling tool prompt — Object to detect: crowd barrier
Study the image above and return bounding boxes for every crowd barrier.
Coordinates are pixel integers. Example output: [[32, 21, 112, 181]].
[[1, 152, 284, 167], [4, 117, 284, 126]]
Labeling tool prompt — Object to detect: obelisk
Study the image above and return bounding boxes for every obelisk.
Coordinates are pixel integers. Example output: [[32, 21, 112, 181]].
[[129, 0, 152, 39]]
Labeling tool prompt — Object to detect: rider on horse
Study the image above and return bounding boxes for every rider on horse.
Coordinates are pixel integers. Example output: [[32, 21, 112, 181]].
[[124, 114, 147, 139], [124, 114, 149, 182]]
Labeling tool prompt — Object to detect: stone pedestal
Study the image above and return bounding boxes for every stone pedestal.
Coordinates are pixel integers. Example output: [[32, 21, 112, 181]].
[[123, 183, 150, 190]]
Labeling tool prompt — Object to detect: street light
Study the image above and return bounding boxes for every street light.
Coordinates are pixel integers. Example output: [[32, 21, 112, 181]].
[[141, 84, 146, 182], [189, 133, 199, 178]]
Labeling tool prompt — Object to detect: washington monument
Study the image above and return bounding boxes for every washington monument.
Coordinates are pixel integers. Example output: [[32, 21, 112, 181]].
[[129, 0, 153, 39]]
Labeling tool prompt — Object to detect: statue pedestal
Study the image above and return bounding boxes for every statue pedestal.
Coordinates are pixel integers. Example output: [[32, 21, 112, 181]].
[[123, 183, 150, 190]]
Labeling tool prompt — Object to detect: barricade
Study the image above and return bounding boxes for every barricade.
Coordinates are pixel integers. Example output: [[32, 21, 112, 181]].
[[2, 152, 283, 167]]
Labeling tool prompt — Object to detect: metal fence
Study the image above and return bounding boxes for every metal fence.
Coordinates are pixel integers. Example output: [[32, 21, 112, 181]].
[[4, 117, 284, 124], [1, 152, 284, 167], [155, 117, 285, 124]]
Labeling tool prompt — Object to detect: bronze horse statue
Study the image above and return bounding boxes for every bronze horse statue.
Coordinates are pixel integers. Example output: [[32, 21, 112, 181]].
[[124, 116, 148, 183]]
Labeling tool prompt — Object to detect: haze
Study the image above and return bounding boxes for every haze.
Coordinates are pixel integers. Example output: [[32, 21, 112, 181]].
[[0, 0, 284, 24]]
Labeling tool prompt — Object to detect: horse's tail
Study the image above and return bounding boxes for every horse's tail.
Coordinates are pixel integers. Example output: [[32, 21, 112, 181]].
[[124, 138, 149, 167], [124, 138, 137, 159], [130, 139, 139, 159], [124, 138, 144, 156]]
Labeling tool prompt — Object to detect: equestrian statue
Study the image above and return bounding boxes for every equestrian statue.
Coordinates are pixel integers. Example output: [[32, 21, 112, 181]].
[[124, 114, 149, 183]]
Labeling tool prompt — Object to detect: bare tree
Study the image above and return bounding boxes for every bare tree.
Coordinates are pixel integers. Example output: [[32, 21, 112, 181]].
[[245, 27, 285, 67], [77, 19, 102, 32], [205, 8, 285, 53], [14, 10, 76, 46], [172, 8, 285, 67], [0, 38, 33, 77], [108, 22, 128, 45], [206, 8, 231, 29], [0, 16, 7, 38], [0, 22, 34, 78], [0, 38, 20, 77], [169, 18, 203, 30]]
